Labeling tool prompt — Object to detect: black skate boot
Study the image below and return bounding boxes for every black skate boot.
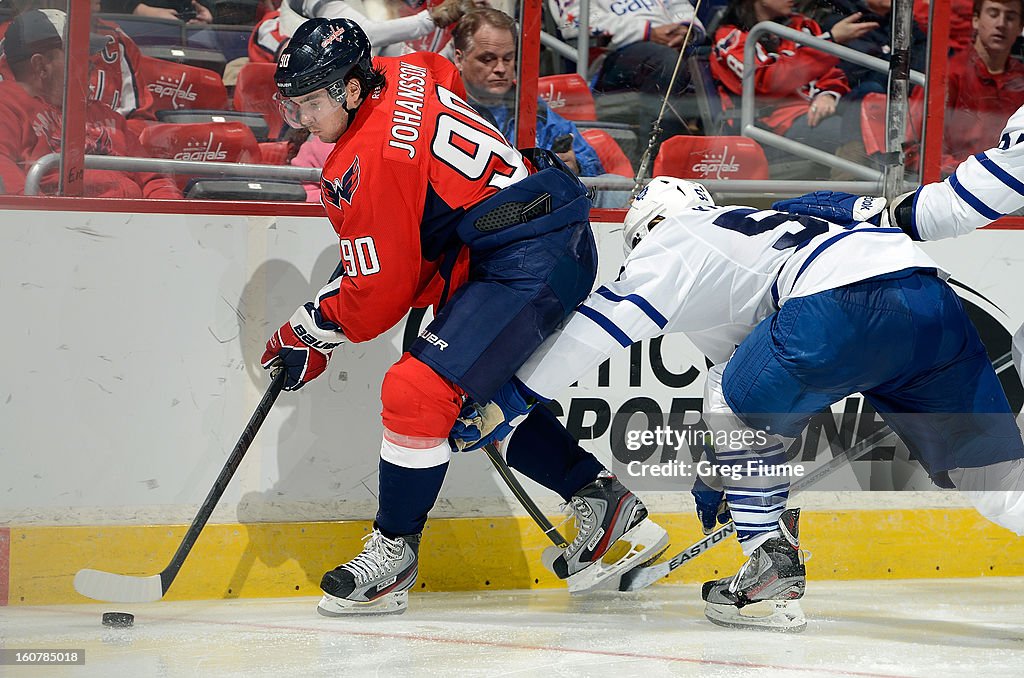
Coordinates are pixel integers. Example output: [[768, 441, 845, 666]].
[[701, 508, 806, 632], [544, 471, 669, 593], [317, 529, 420, 616]]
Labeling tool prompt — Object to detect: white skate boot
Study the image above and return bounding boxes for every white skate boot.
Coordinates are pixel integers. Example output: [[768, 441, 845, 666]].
[[317, 529, 419, 616], [543, 471, 669, 593]]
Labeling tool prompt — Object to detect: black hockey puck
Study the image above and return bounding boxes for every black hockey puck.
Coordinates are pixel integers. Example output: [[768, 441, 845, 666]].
[[102, 612, 134, 628]]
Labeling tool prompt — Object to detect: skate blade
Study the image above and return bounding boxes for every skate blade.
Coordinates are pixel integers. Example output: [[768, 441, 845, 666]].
[[704, 600, 807, 633], [567, 519, 670, 594], [316, 591, 409, 617]]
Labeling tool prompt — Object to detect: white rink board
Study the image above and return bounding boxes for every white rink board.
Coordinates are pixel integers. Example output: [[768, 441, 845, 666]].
[[0, 209, 1021, 525]]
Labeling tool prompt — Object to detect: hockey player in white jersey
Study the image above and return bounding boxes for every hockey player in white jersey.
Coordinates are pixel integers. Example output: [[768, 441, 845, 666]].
[[452, 176, 1024, 632]]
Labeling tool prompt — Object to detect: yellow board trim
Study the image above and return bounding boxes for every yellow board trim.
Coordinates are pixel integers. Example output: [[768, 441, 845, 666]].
[[7, 509, 1024, 605]]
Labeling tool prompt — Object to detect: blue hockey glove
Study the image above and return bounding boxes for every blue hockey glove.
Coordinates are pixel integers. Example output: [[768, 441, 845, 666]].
[[772, 191, 887, 228], [692, 476, 731, 535], [449, 379, 536, 452]]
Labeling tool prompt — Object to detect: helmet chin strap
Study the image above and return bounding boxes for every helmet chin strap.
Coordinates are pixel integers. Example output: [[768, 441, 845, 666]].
[[330, 79, 365, 126]]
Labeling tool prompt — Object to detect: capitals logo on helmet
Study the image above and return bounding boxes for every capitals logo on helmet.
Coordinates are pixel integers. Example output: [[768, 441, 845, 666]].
[[623, 177, 715, 253]]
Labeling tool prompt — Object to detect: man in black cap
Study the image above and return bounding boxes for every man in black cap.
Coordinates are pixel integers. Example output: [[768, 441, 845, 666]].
[[0, 8, 181, 197]]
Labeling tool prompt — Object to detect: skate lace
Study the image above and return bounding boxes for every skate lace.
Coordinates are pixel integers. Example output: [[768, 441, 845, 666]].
[[341, 531, 404, 585], [563, 497, 597, 556]]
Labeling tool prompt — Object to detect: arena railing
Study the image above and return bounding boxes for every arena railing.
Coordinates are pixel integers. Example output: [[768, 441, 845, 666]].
[[24, 152, 891, 200], [741, 21, 926, 181], [24, 153, 321, 197]]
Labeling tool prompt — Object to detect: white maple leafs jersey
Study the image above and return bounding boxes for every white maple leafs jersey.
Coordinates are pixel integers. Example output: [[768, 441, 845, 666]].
[[517, 204, 938, 399]]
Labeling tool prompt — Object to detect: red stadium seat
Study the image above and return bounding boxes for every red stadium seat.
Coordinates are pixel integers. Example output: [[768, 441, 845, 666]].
[[538, 74, 597, 122], [233, 61, 287, 140], [860, 89, 925, 158], [137, 55, 229, 113], [653, 135, 769, 180], [139, 121, 261, 189], [258, 140, 291, 165], [580, 128, 633, 177], [140, 121, 261, 162]]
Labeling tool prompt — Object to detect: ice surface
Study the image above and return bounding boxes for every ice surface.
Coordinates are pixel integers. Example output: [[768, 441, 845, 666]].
[[2, 579, 1023, 677]]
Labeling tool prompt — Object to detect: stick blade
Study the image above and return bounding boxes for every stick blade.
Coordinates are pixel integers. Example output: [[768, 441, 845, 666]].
[[74, 569, 164, 603], [617, 561, 670, 591]]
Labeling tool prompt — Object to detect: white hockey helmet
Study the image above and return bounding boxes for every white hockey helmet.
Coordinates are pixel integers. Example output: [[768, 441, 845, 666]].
[[623, 177, 715, 252]]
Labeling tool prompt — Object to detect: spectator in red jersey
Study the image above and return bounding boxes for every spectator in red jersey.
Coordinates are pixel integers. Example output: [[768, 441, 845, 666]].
[[0, 0, 157, 131], [941, 0, 1024, 174], [0, 9, 181, 198], [248, 8, 289, 64], [249, 0, 471, 64], [914, 0, 975, 55], [711, 0, 876, 155]]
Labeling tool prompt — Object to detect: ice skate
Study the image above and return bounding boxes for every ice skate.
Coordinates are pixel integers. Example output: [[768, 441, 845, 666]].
[[317, 529, 420, 616], [543, 471, 669, 593], [701, 508, 806, 632]]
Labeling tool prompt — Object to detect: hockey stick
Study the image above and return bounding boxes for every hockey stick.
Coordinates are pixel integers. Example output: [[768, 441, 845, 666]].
[[74, 369, 287, 603], [618, 351, 1017, 591], [483, 442, 569, 548]]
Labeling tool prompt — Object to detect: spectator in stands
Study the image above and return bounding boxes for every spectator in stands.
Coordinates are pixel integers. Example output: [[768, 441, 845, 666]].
[[285, 128, 332, 202], [914, 0, 975, 54], [807, 0, 928, 100], [711, 0, 876, 155], [0, 9, 182, 198], [941, 0, 1024, 174], [249, 0, 470, 64], [0, 0, 156, 130], [453, 8, 604, 176], [100, 0, 213, 24], [248, 7, 289, 64], [548, 0, 704, 152], [548, 0, 704, 96]]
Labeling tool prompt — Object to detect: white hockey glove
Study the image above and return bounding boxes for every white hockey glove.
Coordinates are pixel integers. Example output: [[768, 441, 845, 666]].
[[449, 379, 536, 452]]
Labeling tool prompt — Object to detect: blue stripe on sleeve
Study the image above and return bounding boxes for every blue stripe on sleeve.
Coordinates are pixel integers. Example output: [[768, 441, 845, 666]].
[[576, 304, 634, 348], [949, 170, 1003, 221], [594, 287, 668, 328], [909, 188, 923, 241], [975, 152, 1024, 197]]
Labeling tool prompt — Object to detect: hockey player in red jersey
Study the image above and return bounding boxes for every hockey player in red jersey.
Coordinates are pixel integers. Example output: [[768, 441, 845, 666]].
[[262, 18, 668, 616]]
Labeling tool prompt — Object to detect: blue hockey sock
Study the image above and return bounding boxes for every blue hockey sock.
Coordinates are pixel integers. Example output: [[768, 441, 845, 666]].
[[505, 405, 605, 502], [376, 459, 449, 537]]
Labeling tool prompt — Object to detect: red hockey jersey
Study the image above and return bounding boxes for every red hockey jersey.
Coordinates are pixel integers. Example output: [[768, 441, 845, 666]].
[[316, 51, 532, 343], [0, 80, 180, 198], [711, 15, 850, 136], [248, 10, 286, 64], [942, 48, 1024, 174], [0, 18, 155, 126]]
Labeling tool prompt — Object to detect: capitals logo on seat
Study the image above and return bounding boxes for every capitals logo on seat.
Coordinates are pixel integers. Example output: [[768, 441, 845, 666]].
[[323, 156, 361, 207]]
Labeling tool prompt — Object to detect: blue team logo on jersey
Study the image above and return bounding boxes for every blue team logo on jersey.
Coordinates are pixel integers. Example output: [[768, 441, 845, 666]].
[[322, 156, 361, 207]]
